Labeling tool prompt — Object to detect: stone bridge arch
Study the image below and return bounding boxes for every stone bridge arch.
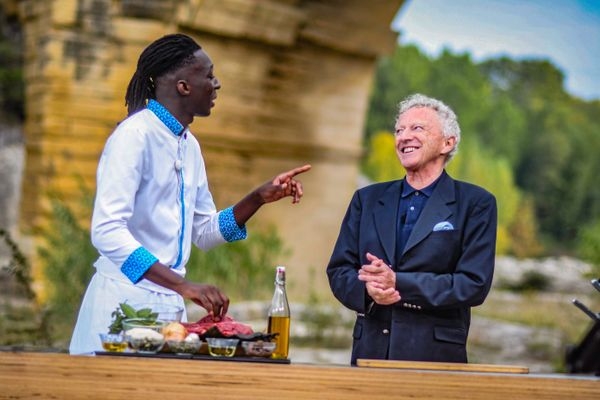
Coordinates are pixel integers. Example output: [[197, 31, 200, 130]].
[[5, 0, 404, 299]]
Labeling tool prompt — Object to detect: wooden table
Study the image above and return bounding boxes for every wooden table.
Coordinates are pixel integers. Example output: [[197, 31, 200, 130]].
[[0, 351, 598, 399]]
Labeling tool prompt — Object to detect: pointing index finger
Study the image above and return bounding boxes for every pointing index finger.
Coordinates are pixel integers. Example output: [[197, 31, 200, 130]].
[[280, 164, 312, 180]]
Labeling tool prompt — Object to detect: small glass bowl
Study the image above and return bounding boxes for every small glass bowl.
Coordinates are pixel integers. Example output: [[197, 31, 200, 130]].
[[122, 318, 167, 332], [125, 329, 165, 353], [99, 333, 128, 353], [166, 339, 202, 355], [130, 303, 184, 322], [122, 319, 166, 353], [206, 337, 239, 357], [241, 341, 276, 357]]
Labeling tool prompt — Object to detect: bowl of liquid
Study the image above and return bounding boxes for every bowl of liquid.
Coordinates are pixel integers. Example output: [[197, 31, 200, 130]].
[[205, 337, 239, 357], [99, 333, 128, 352]]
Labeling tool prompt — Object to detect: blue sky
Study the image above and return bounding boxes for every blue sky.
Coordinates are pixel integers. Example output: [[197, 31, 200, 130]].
[[393, 0, 600, 100]]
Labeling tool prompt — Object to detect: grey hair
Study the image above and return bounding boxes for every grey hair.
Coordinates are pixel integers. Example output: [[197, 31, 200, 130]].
[[397, 93, 461, 163]]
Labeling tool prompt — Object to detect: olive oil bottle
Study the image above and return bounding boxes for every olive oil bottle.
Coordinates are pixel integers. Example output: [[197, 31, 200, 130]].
[[267, 266, 290, 359]]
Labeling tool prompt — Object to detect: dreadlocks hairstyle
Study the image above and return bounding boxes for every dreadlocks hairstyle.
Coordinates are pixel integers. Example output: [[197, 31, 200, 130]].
[[125, 34, 202, 116]]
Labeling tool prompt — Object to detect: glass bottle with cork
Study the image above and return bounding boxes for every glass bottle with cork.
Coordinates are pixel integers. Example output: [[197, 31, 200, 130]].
[[267, 265, 290, 359]]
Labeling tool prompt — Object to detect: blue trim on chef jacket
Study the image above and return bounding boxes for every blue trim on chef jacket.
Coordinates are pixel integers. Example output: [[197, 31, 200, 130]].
[[147, 99, 187, 270], [121, 247, 159, 283], [147, 99, 184, 136], [219, 206, 247, 242], [172, 167, 185, 269]]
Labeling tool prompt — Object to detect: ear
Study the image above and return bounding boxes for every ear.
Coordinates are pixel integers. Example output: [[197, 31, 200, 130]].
[[441, 136, 456, 155], [176, 80, 190, 96]]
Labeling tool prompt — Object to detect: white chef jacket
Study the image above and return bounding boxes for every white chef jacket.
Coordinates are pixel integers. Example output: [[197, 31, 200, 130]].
[[69, 100, 245, 355]]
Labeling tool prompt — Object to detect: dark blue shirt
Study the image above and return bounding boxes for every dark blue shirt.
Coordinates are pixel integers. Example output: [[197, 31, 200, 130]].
[[397, 176, 440, 257]]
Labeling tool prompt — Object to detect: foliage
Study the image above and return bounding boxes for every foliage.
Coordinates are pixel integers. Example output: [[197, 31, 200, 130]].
[[577, 220, 600, 277], [0, 228, 51, 346], [186, 226, 288, 301], [365, 45, 433, 140], [362, 131, 404, 182], [38, 195, 97, 343], [447, 139, 541, 257], [480, 58, 600, 248], [108, 303, 160, 334], [364, 43, 600, 256], [0, 228, 36, 301], [508, 195, 543, 258]]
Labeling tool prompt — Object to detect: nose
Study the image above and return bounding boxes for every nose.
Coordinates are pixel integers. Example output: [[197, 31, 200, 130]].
[[213, 77, 221, 90]]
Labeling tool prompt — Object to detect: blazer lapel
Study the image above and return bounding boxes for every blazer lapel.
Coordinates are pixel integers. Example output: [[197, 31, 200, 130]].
[[373, 181, 402, 264], [403, 172, 455, 255]]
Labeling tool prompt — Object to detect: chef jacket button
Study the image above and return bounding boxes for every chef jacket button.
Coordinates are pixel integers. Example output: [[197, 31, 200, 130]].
[[382, 329, 390, 335]]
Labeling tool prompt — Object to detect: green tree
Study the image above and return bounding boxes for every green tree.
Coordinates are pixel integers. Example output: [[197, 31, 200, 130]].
[[39, 195, 97, 343], [365, 45, 433, 140], [508, 195, 543, 258], [446, 139, 539, 256], [362, 131, 404, 182], [478, 58, 600, 249], [577, 220, 600, 277]]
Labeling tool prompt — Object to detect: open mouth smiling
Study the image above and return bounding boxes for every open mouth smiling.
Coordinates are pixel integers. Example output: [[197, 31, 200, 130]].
[[401, 146, 419, 154]]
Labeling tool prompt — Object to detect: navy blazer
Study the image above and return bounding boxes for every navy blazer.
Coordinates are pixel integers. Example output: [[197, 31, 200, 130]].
[[327, 171, 497, 364]]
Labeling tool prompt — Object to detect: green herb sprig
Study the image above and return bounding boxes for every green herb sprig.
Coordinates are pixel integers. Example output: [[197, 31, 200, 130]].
[[108, 303, 159, 333]]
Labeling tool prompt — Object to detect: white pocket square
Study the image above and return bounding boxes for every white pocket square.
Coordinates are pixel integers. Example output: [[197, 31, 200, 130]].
[[433, 221, 454, 231]]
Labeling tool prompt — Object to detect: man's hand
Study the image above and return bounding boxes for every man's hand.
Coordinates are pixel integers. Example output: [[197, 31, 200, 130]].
[[144, 262, 229, 320], [178, 282, 229, 321], [358, 252, 401, 305], [256, 164, 311, 204]]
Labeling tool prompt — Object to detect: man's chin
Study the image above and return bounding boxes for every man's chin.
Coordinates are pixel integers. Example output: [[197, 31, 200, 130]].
[[194, 110, 211, 117]]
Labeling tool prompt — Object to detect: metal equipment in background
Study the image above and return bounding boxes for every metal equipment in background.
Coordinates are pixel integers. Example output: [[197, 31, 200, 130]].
[[565, 279, 600, 375]]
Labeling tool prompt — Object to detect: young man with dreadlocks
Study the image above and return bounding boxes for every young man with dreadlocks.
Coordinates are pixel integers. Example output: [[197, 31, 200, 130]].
[[70, 34, 311, 355]]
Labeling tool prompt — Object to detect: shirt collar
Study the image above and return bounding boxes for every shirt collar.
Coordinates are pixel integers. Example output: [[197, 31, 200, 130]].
[[402, 173, 442, 198], [147, 99, 185, 136]]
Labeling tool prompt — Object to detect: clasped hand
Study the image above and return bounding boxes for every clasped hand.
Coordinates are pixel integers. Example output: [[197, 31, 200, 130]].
[[358, 252, 401, 305]]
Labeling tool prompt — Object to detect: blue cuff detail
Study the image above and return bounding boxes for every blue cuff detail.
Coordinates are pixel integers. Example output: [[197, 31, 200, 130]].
[[121, 247, 159, 283], [219, 206, 247, 242]]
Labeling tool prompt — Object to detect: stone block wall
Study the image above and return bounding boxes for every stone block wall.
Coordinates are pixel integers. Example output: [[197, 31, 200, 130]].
[[5, 0, 404, 300]]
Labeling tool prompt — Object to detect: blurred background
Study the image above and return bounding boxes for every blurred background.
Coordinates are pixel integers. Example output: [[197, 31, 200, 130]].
[[1, 0, 599, 372]]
